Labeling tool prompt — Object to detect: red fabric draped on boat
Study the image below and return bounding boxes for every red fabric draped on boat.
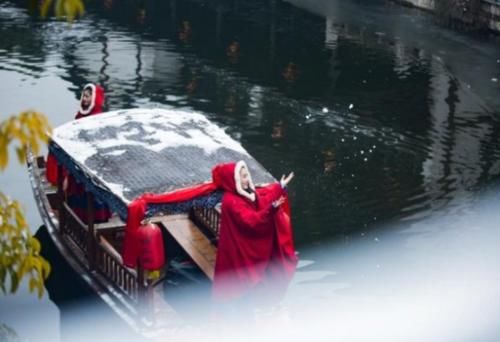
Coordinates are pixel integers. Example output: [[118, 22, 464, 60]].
[[122, 182, 217, 267]]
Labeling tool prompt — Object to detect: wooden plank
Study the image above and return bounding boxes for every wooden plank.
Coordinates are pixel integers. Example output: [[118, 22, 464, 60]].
[[156, 215, 217, 281], [95, 215, 126, 231], [99, 235, 124, 265]]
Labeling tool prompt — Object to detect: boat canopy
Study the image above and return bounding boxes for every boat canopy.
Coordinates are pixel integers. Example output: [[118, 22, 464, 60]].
[[49, 108, 275, 220]]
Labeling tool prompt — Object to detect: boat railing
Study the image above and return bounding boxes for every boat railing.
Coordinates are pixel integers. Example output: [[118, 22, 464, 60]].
[[61, 202, 89, 255], [192, 206, 221, 239], [96, 235, 142, 304], [62, 207, 147, 305], [36, 153, 220, 311], [54, 171, 146, 305]]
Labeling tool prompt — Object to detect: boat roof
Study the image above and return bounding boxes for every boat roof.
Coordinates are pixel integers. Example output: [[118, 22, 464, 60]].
[[50, 108, 275, 206]]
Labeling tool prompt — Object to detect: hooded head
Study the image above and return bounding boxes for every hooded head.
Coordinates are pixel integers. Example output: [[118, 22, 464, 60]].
[[79, 83, 105, 116], [212, 160, 256, 201]]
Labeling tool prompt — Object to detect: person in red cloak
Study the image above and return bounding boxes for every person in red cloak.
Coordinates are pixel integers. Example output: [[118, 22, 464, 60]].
[[74, 83, 105, 119], [46, 83, 106, 185], [212, 160, 297, 307], [46, 83, 111, 223]]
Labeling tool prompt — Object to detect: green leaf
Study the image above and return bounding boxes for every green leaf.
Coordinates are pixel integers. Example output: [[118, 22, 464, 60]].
[[29, 237, 41, 254], [9, 269, 19, 293], [41, 259, 51, 280], [15, 147, 25, 164], [30, 138, 39, 155], [0, 267, 6, 294], [0, 113, 52, 298], [0, 146, 8, 170], [55, 0, 65, 18], [40, 0, 52, 18], [74, 0, 85, 17], [31, 257, 42, 277], [29, 277, 37, 293], [37, 281, 44, 298], [0, 199, 50, 297], [17, 257, 29, 280]]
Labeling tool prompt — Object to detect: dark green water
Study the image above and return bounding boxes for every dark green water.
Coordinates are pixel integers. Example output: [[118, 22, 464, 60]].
[[2, 0, 500, 244], [1, 0, 500, 340]]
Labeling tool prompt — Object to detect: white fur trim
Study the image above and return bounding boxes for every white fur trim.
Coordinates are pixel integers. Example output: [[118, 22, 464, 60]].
[[234, 160, 256, 202], [79, 83, 96, 115]]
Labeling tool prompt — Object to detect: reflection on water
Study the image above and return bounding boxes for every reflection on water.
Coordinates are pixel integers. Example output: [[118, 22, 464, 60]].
[[1, 0, 500, 339], [19, 0, 498, 247]]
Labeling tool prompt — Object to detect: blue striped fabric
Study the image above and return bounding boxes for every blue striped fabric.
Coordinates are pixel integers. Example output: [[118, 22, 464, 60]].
[[49, 141, 222, 221]]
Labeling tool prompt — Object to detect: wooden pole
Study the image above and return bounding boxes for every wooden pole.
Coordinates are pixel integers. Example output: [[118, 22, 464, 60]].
[[57, 163, 66, 233], [86, 191, 96, 271], [137, 260, 146, 309], [137, 260, 154, 317]]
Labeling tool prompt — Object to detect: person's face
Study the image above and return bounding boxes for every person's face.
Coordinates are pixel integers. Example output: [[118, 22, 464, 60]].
[[239, 167, 250, 189], [81, 89, 92, 108]]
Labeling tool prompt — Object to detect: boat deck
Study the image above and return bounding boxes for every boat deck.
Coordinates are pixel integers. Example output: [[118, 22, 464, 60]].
[[157, 215, 216, 281]]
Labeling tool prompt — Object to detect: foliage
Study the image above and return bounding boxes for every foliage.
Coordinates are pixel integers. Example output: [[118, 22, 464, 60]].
[[40, 0, 85, 22], [0, 193, 51, 298], [0, 111, 52, 298], [0, 111, 51, 171], [1, 0, 86, 300], [1, 0, 86, 299]]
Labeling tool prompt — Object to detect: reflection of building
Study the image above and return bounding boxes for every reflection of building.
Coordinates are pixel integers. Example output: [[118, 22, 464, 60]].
[[67, 32, 182, 108], [325, 18, 340, 92], [325, 17, 339, 48], [400, 0, 435, 11], [421, 57, 449, 198], [397, 0, 500, 33], [411, 54, 496, 216], [393, 40, 412, 77], [140, 44, 182, 95]]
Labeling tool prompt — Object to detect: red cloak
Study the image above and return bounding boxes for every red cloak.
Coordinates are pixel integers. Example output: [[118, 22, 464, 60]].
[[120, 161, 297, 302], [74, 83, 105, 119], [46, 83, 105, 185], [45, 84, 110, 223], [212, 161, 298, 302]]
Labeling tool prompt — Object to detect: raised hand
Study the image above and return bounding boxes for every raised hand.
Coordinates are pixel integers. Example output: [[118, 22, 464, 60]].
[[280, 171, 294, 188], [273, 196, 286, 208]]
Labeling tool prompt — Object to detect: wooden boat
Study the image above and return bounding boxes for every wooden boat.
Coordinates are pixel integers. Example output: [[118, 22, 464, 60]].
[[27, 108, 276, 337]]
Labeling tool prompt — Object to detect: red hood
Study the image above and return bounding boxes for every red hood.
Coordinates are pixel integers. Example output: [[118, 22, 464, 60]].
[[79, 83, 105, 116], [212, 160, 256, 202], [212, 162, 237, 193]]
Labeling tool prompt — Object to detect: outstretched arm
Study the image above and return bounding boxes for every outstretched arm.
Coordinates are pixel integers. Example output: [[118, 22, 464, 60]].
[[280, 172, 294, 188], [225, 196, 273, 229]]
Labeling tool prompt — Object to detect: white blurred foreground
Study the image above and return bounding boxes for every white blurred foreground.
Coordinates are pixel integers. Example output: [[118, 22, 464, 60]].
[[3, 185, 500, 342], [178, 184, 500, 341]]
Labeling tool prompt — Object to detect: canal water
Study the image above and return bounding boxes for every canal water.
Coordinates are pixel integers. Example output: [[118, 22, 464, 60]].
[[1, 0, 500, 340]]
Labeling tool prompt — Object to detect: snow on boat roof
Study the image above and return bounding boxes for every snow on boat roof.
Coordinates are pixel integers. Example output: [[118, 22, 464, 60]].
[[50, 108, 275, 203]]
